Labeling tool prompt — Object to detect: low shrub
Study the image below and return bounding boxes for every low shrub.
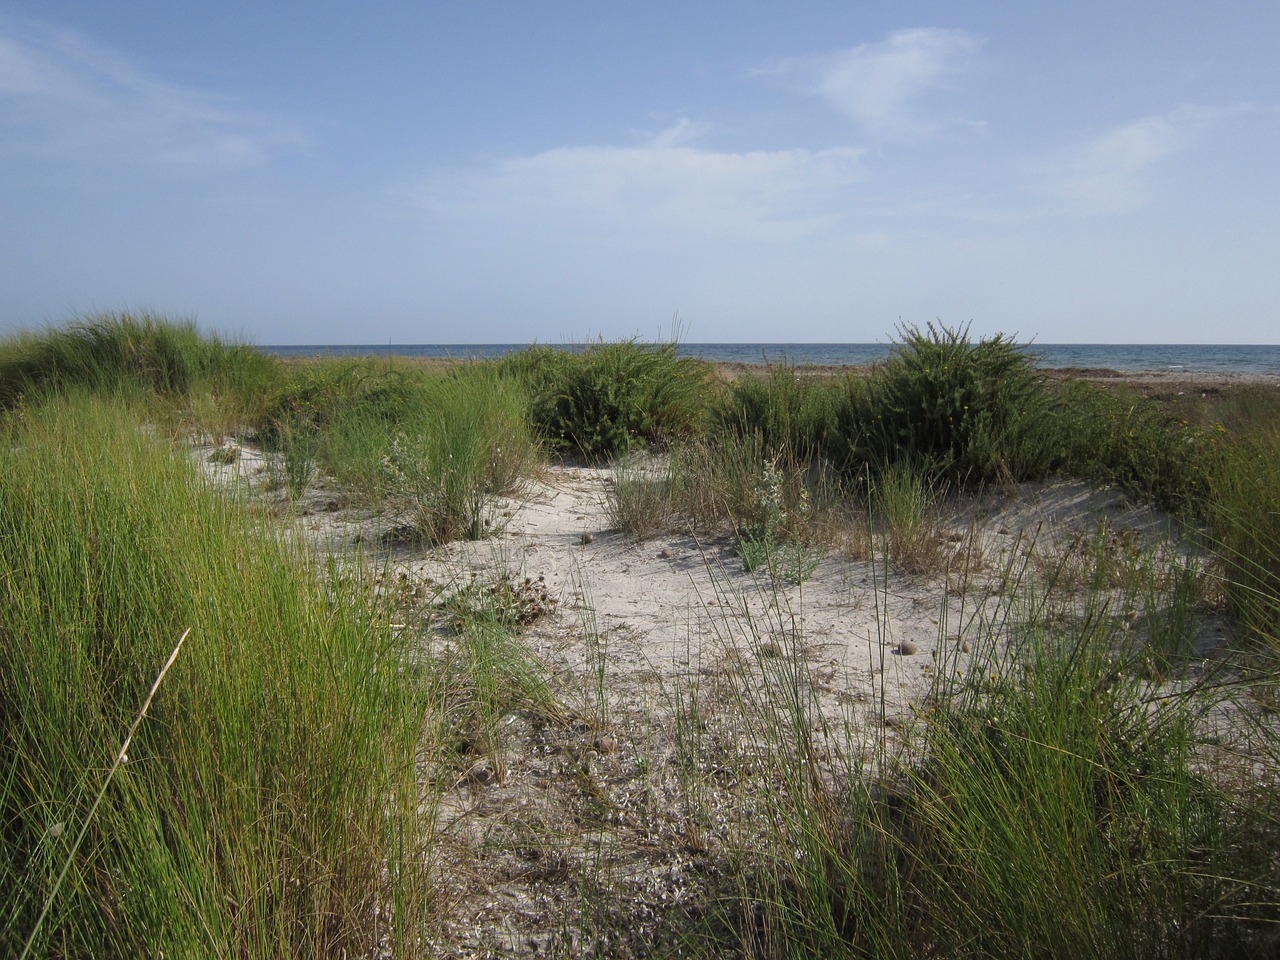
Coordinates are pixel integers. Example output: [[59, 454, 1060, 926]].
[[324, 367, 538, 542], [259, 357, 423, 441], [735, 458, 823, 584], [1046, 379, 1212, 516], [501, 340, 712, 460], [835, 323, 1053, 487]]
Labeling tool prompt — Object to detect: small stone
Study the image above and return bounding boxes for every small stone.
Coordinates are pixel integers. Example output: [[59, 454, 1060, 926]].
[[894, 640, 919, 656], [580, 532, 595, 545]]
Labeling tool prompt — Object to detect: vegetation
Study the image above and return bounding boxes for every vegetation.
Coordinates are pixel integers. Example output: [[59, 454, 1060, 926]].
[[0, 394, 431, 957], [263, 358, 538, 541], [0, 310, 277, 424], [835, 322, 1054, 486], [2, 312, 1279, 956], [499, 339, 714, 460], [713, 566, 1277, 959]]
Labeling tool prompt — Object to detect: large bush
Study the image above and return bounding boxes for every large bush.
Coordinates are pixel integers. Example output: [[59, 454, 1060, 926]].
[[836, 323, 1052, 486], [501, 340, 712, 460]]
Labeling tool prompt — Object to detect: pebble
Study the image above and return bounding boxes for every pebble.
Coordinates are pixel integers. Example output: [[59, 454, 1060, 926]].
[[465, 759, 495, 786]]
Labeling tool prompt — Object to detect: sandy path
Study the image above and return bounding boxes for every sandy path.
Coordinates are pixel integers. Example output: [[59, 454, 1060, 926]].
[[407, 467, 949, 726]]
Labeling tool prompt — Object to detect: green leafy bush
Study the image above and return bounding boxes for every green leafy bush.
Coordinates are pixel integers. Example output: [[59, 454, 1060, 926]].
[[260, 358, 423, 440], [501, 340, 712, 460], [1046, 379, 1212, 516], [836, 323, 1052, 486]]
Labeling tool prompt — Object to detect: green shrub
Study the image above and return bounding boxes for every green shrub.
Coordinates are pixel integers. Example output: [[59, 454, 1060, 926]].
[[835, 323, 1052, 486], [1046, 380, 1212, 515], [260, 358, 423, 440], [501, 340, 712, 460], [735, 457, 823, 583]]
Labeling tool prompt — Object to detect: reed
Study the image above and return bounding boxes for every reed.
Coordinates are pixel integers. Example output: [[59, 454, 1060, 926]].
[[0, 394, 433, 957]]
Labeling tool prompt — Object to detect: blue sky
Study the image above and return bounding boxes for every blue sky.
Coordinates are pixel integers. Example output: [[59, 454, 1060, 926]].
[[2, 2, 1277, 345]]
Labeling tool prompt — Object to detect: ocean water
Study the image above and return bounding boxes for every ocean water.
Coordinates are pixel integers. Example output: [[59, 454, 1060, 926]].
[[264, 342, 1280, 374]]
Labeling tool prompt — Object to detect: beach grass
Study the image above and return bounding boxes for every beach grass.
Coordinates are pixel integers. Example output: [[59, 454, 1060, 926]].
[[0, 393, 433, 957], [0, 310, 277, 426]]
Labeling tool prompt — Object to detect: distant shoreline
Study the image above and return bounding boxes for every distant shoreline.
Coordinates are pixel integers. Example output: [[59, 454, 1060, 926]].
[[262, 342, 1280, 376], [273, 351, 1280, 392]]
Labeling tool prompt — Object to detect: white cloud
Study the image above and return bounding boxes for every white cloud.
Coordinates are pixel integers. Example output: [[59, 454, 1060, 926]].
[[0, 21, 304, 168], [1056, 105, 1243, 213], [762, 28, 984, 140], [416, 122, 866, 243]]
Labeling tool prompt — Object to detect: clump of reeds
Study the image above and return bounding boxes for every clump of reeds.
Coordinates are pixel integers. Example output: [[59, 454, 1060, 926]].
[[262, 359, 539, 540], [0, 310, 277, 419], [0, 393, 433, 957], [669, 539, 1280, 958]]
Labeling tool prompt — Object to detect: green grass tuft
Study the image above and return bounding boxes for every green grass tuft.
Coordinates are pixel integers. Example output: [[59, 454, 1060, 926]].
[[0, 394, 432, 957]]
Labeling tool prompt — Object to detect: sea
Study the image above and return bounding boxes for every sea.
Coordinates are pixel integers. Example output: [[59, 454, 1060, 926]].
[[262, 343, 1280, 374]]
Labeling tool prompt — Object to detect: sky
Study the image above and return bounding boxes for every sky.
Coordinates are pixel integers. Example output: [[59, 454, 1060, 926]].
[[1, 2, 1278, 345]]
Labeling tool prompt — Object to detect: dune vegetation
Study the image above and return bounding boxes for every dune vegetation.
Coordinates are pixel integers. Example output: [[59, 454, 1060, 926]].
[[2, 313, 1277, 957]]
